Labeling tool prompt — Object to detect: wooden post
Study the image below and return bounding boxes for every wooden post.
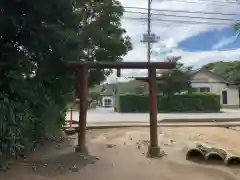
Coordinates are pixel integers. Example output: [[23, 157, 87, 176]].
[[76, 65, 88, 153], [148, 67, 160, 157]]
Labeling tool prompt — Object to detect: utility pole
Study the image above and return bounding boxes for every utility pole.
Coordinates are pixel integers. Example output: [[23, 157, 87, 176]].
[[147, 0, 152, 62], [141, 0, 159, 61]]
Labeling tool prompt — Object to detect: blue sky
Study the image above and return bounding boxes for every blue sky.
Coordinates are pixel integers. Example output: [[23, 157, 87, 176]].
[[179, 26, 240, 52]]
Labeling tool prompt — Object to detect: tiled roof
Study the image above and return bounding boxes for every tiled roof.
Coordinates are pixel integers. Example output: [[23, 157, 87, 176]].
[[191, 68, 231, 84]]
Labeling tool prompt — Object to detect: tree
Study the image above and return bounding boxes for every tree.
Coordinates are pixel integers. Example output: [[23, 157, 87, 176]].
[[134, 84, 147, 94], [202, 61, 240, 84], [165, 56, 182, 63], [234, 23, 240, 32], [76, 0, 132, 86], [0, 0, 132, 168], [157, 56, 192, 96], [0, 0, 82, 168]]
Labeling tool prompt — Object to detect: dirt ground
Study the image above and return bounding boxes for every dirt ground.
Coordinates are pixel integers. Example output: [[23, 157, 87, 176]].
[[1, 127, 240, 180]]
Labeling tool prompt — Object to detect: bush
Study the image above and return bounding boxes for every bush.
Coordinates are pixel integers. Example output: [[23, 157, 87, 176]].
[[116, 93, 220, 113], [0, 81, 70, 169]]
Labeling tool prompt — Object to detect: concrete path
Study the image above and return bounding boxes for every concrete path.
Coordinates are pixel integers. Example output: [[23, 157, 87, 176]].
[[66, 121, 240, 129], [222, 108, 240, 113], [66, 107, 240, 124]]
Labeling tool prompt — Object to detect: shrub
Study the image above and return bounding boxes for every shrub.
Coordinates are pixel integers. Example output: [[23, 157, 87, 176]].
[[116, 93, 220, 113], [0, 81, 69, 169]]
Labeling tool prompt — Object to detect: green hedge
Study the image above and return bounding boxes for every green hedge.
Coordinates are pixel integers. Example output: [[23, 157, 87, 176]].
[[116, 93, 220, 112]]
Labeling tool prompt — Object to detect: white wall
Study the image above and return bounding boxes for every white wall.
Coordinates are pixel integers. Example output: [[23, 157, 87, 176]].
[[191, 71, 239, 107], [225, 87, 239, 107]]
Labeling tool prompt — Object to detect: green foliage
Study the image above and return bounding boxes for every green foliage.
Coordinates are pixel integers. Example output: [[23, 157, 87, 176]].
[[234, 23, 240, 32], [89, 91, 101, 101], [0, 0, 132, 168], [202, 61, 240, 84], [157, 68, 192, 95], [117, 81, 148, 93], [134, 85, 147, 94], [78, 0, 132, 86], [0, 81, 67, 168], [116, 93, 220, 113], [91, 80, 148, 95], [157, 57, 192, 96]]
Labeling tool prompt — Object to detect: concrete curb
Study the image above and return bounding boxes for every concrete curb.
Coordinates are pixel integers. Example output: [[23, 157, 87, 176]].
[[159, 118, 240, 123], [83, 122, 240, 129], [66, 118, 240, 126]]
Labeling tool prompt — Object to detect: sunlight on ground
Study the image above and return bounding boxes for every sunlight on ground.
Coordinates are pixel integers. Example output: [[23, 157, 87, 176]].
[[1, 127, 240, 180]]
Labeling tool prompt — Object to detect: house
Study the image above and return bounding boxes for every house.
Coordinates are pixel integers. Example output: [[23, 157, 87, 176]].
[[191, 68, 239, 108], [100, 83, 117, 107], [99, 69, 240, 108], [99, 80, 147, 107]]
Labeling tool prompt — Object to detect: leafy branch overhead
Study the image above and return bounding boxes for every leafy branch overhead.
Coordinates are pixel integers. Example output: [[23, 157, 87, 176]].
[[77, 0, 133, 86]]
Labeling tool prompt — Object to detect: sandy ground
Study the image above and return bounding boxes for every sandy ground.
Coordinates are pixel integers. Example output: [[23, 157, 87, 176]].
[[1, 127, 240, 180]]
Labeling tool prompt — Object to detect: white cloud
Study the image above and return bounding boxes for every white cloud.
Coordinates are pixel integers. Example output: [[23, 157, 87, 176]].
[[169, 48, 240, 67], [165, 38, 178, 48]]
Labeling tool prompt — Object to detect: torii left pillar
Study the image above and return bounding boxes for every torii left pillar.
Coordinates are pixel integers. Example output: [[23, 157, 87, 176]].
[[75, 65, 88, 153]]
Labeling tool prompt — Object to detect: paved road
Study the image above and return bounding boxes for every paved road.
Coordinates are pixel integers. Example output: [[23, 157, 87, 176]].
[[66, 107, 240, 123]]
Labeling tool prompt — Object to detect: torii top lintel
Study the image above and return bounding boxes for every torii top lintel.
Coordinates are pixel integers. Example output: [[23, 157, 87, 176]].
[[66, 61, 176, 69]]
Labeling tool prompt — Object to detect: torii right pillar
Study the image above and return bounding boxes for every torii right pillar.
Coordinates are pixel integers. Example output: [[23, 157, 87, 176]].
[[148, 67, 160, 157]]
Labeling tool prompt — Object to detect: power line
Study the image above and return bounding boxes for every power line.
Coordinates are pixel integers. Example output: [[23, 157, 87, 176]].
[[123, 16, 235, 26], [196, 0, 240, 4], [169, 0, 240, 7], [124, 10, 240, 22], [226, 0, 240, 3], [196, 0, 240, 5], [124, 6, 240, 16], [123, 16, 234, 25]]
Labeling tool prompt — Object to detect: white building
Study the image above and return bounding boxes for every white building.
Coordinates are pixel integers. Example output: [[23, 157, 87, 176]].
[[100, 83, 116, 107], [191, 69, 239, 108]]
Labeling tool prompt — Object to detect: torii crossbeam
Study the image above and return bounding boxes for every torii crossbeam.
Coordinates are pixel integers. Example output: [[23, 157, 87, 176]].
[[66, 61, 176, 157]]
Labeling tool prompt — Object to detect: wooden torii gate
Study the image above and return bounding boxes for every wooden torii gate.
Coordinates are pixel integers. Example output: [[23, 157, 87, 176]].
[[66, 61, 176, 157]]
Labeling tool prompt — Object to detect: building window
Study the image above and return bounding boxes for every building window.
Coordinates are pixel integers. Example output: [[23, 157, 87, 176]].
[[192, 87, 210, 93], [200, 87, 210, 92], [104, 98, 112, 106]]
